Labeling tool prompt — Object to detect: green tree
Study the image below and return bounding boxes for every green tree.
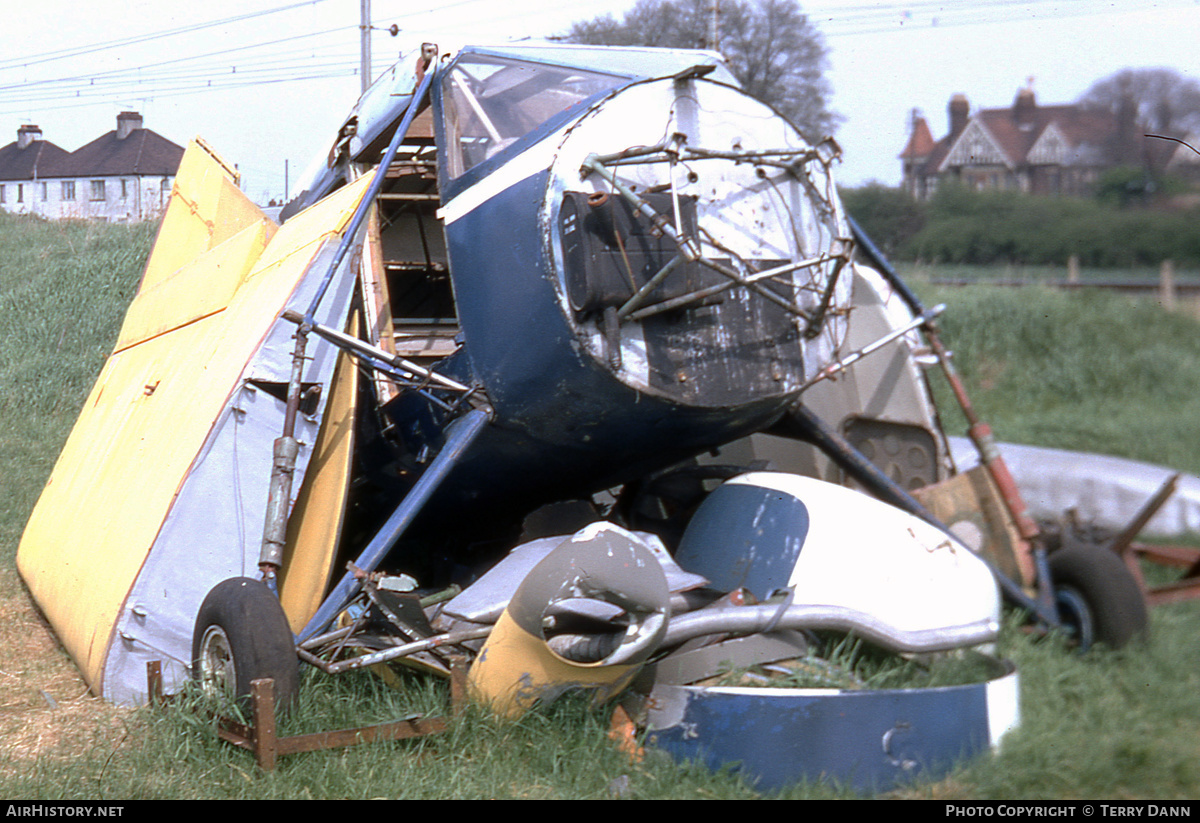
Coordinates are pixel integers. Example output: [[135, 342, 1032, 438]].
[[1080, 67, 1200, 135], [561, 0, 838, 140]]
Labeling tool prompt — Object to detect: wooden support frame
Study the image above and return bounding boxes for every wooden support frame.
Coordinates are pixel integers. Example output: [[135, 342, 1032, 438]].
[[1107, 473, 1200, 607], [1124, 542, 1200, 607], [148, 657, 470, 771], [360, 203, 401, 405], [217, 678, 448, 771]]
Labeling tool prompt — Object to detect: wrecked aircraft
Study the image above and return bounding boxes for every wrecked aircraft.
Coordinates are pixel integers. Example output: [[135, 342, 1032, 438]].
[[15, 41, 1055, 791]]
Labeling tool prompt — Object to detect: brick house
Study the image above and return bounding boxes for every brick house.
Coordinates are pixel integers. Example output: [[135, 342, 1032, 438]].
[[0, 112, 183, 221], [899, 87, 1189, 201]]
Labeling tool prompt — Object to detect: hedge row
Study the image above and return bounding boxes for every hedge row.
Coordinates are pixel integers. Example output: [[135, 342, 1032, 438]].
[[840, 183, 1200, 267]]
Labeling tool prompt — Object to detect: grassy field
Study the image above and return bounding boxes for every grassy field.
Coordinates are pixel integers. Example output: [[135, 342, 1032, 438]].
[[2, 220, 1199, 799], [908, 274, 1200, 476]]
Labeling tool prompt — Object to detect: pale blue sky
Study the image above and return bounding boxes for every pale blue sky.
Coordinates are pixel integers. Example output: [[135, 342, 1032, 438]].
[[4, 0, 1198, 203]]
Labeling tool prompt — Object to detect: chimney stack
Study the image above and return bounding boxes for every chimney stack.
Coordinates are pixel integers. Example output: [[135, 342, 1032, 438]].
[[116, 111, 143, 140], [1013, 87, 1037, 129], [17, 124, 42, 149], [949, 94, 969, 137]]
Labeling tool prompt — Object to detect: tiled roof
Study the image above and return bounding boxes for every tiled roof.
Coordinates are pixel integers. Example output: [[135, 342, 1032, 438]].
[[921, 135, 954, 175], [53, 127, 183, 178], [0, 139, 70, 181], [975, 104, 1120, 167], [898, 116, 936, 160]]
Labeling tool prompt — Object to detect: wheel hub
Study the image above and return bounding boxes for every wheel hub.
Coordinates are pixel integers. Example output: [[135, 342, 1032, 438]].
[[198, 624, 237, 697], [1054, 586, 1096, 651]]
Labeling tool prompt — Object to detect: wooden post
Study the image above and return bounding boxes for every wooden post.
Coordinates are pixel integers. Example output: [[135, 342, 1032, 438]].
[[251, 679, 279, 772], [1160, 259, 1176, 312], [450, 656, 469, 715], [1067, 254, 1079, 284], [146, 661, 163, 705]]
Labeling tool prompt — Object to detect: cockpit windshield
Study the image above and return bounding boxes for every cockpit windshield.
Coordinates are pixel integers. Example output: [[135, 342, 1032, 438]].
[[440, 53, 626, 180]]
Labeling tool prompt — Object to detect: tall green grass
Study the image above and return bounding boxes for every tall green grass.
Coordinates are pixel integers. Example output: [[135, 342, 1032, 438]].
[[915, 281, 1200, 475], [946, 601, 1200, 800], [0, 213, 155, 560], [9, 669, 808, 800], [9, 615, 1200, 800]]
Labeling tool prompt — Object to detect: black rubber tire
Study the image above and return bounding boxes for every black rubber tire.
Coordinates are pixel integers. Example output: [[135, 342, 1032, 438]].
[[1048, 545, 1149, 650], [192, 577, 300, 713]]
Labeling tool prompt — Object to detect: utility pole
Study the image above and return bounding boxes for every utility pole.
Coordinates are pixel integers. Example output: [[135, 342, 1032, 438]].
[[360, 0, 371, 93], [708, 0, 720, 52]]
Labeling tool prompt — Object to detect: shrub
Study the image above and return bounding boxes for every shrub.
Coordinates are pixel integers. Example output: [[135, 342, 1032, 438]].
[[838, 183, 924, 257], [900, 184, 1200, 266]]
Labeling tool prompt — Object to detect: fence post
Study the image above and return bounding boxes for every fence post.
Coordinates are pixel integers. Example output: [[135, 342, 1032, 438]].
[[251, 678, 278, 772], [1067, 254, 1079, 284], [1160, 259, 1176, 312]]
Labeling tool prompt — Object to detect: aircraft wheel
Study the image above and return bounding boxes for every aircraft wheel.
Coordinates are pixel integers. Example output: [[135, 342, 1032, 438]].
[[192, 577, 299, 713], [1048, 545, 1148, 650]]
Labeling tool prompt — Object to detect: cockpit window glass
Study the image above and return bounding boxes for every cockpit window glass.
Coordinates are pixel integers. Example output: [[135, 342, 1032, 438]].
[[441, 54, 625, 179]]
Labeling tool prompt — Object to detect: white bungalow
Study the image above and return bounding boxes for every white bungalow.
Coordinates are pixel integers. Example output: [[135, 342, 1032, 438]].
[[0, 112, 183, 221]]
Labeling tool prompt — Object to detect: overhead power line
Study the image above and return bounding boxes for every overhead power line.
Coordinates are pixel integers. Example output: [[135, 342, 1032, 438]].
[[0, 0, 335, 71], [0, 29, 357, 95], [1, 0, 1193, 118], [810, 0, 1197, 38]]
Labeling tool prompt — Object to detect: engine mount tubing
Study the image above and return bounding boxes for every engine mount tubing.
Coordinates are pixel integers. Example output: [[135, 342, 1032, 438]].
[[617, 254, 683, 318], [582, 154, 701, 259], [624, 254, 830, 322], [590, 145, 822, 168], [802, 248, 850, 339], [802, 305, 944, 391], [297, 408, 491, 643], [584, 154, 829, 324]]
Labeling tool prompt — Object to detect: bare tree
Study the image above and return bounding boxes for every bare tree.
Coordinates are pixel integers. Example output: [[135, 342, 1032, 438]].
[[561, 0, 839, 140], [1080, 67, 1200, 136]]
